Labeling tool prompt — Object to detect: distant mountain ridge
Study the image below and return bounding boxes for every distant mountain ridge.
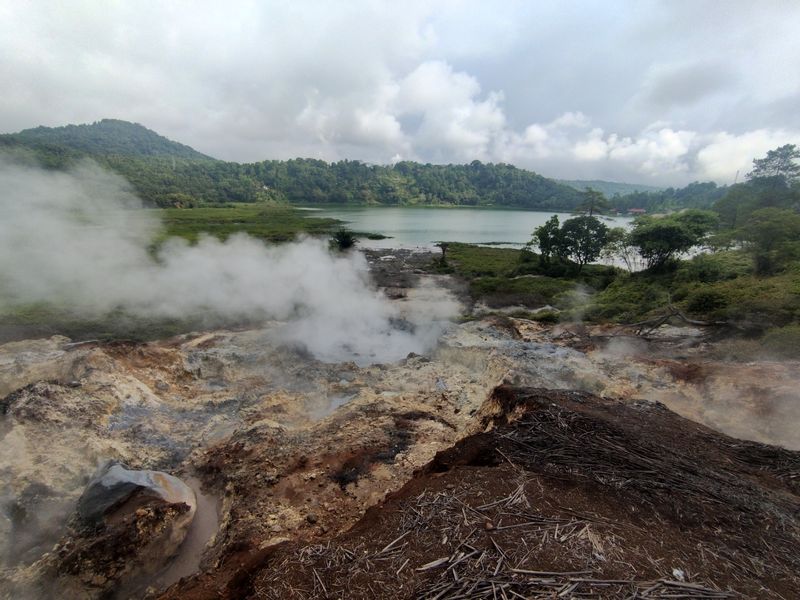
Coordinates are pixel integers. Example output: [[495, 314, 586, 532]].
[[5, 119, 213, 160]]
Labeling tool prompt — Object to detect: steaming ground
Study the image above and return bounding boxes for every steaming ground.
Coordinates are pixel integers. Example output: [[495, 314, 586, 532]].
[[2, 315, 799, 598], [2, 157, 800, 598], [0, 157, 459, 363]]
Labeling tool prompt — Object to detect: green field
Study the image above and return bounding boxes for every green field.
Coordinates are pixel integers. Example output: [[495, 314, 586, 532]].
[[155, 205, 344, 243]]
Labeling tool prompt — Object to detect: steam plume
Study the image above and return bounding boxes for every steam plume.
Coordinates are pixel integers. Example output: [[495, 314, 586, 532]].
[[0, 157, 458, 363]]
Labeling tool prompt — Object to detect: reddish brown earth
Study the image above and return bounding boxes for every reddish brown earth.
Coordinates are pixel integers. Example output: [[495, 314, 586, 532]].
[[157, 386, 800, 600]]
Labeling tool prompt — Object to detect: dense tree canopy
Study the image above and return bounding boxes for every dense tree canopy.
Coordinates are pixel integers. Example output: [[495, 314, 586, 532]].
[[627, 210, 717, 271], [0, 119, 740, 214], [735, 207, 800, 274], [713, 176, 799, 231], [7, 119, 211, 159], [559, 216, 609, 270], [612, 181, 727, 213], [531, 215, 562, 264], [531, 215, 608, 271], [747, 144, 800, 183]]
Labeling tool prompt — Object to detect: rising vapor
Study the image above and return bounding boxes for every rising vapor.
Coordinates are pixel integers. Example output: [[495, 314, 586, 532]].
[[0, 156, 459, 363]]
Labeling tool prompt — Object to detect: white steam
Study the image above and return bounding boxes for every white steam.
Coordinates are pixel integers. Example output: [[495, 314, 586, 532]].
[[0, 158, 459, 363]]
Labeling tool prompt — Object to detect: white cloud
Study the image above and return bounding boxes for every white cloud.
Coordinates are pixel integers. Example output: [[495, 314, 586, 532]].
[[0, 0, 799, 184], [395, 61, 506, 160], [549, 111, 590, 129], [573, 129, 610, 161], [696, 129, 800, 182]]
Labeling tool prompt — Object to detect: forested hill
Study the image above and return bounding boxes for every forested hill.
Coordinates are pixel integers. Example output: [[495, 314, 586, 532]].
[[558, 179, 664, 196], [0, 120, 585, 209], [3, 119, 212, 160], [0, 118, 716, 211], [240, 159, 585, 209]]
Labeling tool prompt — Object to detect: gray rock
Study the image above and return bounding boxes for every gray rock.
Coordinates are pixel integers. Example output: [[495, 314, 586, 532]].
[[77, 462, 196, 528]]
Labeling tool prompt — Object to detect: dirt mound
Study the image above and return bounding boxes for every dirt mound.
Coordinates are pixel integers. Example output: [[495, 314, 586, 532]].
[[161, 386, 800, 599]]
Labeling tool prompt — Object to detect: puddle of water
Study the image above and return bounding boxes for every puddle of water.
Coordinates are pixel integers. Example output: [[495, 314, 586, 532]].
[[151, 476, 220, 591]]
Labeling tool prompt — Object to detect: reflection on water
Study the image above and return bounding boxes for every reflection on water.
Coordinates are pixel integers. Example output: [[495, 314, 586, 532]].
[[307, 206, 633, 249]]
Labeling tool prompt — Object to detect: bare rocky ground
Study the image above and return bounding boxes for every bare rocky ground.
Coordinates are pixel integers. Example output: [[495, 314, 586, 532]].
[[0, 249, 798, 599]]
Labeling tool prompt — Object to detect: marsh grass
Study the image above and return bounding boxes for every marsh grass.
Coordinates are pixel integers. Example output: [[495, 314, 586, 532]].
[[155, 205, 342, 243]]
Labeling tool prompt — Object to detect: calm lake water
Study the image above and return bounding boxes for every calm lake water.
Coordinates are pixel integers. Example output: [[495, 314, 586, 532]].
[[305, 206, 633, 249]]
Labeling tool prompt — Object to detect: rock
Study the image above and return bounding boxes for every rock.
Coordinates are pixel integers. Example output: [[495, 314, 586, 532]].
[[306, 513, 318, 524], [77, 462, 196, 528], [41, 462, 199, 598]]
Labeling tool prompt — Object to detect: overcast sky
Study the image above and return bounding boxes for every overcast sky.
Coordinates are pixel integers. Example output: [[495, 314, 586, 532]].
[[1, 0, 799, 185]]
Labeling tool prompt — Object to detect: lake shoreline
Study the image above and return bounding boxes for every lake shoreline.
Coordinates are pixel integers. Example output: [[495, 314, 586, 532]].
[[304, 205, 633, 250]]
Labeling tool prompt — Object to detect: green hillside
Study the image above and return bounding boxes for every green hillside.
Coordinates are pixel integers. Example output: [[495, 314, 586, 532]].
[[0, 120, 585, 209], [558, 179, 664, 196], [0, 119, 724, 212], [5, 119, 212, 159]]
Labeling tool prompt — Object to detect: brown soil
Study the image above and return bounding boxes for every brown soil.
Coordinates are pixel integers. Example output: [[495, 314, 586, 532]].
[[158, 386, 800, 600]]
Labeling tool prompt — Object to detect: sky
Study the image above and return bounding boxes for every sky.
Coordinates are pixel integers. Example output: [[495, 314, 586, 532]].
[[1, 0, 799, 185]]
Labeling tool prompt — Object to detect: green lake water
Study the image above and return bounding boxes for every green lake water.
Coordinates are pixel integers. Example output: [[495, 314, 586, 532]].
[[304, 206, 633, 249]]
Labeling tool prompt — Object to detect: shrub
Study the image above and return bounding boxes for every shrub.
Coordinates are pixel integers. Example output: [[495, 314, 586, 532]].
[[685, 289, 729, 315], [532, 310, 560, 324], [677, 251, 751, 284], [330, 228, 357, 251], [761, 324, 800, 358]]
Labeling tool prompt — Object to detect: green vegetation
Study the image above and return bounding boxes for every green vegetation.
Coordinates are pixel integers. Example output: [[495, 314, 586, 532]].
[[0, 302, 222, 343], [6, 119, 212, 159], [156, 205, 342, 244], [575, 187, 612, 216], [530, 215, 609, 271], [0, 121, 586, 209], [748, 144, 800, 181], [2, 121, 798, 358], [434, 145, 800, 359], [761, 324, 800, 359], [0, 119, 743, 216], [733, 207, 800, 274], [330, 229, 357, 252], [558, 179, 664, 197], [436, 243, 618, 311], [625, 210, 718, 270], [585, 261, 800, 330]]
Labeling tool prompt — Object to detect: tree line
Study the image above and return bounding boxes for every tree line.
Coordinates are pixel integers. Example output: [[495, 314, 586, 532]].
[[0, 119, 735, 212], [528, 144, 800, 277]]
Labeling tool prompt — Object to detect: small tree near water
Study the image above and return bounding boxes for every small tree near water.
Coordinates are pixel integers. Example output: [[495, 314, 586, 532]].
[[576, 187, 611, 216], [532, 215, 562, 265], [330, 229, 357, 252], [559, 216, 608, 271], [530, 215, 608, 271]]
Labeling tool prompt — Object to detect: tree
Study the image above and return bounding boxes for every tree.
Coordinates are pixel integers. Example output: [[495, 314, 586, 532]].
[[576, 187, 611, 216], [559, 216, 609, 271], [671, 209, 719, 238], [601, 227, 644, 272], [628, 217, 699, 271], [747, 144, 800, 183], [532, 215, 561, 264], [627, 209, 718, 271], [330, 228, 357, 252], [736, 207, 800, 274]]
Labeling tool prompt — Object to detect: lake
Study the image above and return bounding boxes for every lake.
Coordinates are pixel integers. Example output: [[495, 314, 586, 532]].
[[304, 206, 633, 249]]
